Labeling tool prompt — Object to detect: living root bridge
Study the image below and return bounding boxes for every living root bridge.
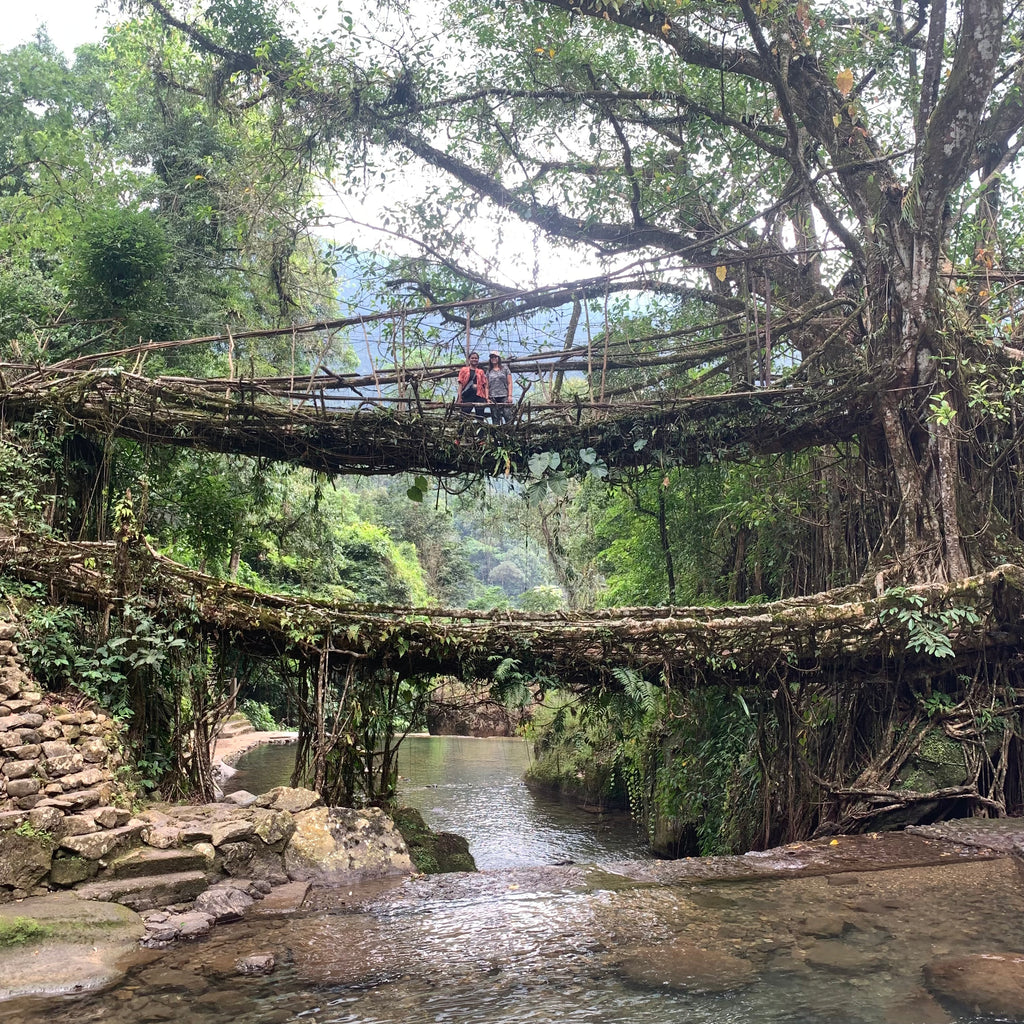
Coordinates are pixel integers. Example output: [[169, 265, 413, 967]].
[[0, 365, 873, 479], [4, 530, 1023, 688]]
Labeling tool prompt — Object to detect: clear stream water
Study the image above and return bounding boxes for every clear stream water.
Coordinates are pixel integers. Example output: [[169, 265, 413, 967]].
[[5, 737, 1023, 1024], [222, 736, 650, 869]]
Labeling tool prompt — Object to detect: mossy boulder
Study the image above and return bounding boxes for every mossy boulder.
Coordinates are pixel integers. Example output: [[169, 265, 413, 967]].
[[392, 808, 476, 874], [0, 893, 145, 999], [0, 830, 53, 893], [900, 730, 968, 792]]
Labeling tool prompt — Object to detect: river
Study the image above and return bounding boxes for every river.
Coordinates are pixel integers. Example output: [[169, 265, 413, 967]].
[[222, 736, 650, 868], [5, 737, 1024, 1024]]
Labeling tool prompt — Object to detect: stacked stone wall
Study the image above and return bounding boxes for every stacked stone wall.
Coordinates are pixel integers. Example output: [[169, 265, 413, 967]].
[[0, 618, 131, 898]]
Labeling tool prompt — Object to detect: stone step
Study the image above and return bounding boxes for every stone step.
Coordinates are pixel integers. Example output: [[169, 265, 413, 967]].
[[75, 869, 209, 912], [58, 822, 146, 861], [101, 845, 211, 881], [220, 719, 255, 738]]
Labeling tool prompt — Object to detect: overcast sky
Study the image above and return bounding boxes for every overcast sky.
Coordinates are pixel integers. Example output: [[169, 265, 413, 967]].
[[2, 1, 112, 55]]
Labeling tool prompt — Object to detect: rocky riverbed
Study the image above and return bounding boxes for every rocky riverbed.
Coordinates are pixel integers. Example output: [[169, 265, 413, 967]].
[[4, 823, 1024, 1024]]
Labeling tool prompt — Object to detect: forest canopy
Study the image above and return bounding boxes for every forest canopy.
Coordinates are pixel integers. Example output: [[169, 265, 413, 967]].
[[3, 0, 1024, 834]]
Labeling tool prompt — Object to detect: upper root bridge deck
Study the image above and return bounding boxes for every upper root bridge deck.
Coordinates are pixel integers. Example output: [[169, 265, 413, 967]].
[[0, 364, 874, 479]]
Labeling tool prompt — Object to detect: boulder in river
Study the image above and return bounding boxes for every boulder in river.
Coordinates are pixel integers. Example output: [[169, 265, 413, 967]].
[[284, 806, 414, 883], [392, 807, 476, 873]]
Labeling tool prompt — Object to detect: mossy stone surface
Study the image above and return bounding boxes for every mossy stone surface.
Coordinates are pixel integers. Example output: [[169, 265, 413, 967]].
[[392, 807, 476, 874]]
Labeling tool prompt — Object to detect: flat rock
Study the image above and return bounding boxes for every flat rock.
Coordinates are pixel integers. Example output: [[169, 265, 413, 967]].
[[618, 941, 759, 993], [102, 844, 210, 880], [0, 893, 145, 1000], [209, 817, 256, 847], [59, 822, 144, 860], [255, 786, 323, 814], [248, 879, 311, 916], [924, 952, 1024, 1017], [75, 869, 209, 911]]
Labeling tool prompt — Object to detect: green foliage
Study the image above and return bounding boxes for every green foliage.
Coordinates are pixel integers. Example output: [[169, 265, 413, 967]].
[[0, 419, 63, 527], [238, 698, 278, 732], [525, 691, 632, 810], [0, 917, 52, 947], [880, 589, 981, 660], [13, 821, 55, 846], [67, 207, 170, 323], [516, 584, 564, 612], [651, 689, 761, 856]]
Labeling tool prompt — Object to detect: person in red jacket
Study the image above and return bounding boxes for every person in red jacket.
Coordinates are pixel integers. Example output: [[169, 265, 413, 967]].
[[457, 351, 488, 417]]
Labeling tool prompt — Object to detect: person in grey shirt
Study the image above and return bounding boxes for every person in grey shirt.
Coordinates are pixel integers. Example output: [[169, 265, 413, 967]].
[[486, 351, 513, 424]]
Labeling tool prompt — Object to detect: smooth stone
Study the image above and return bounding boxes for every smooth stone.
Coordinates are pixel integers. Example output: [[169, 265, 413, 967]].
[[194, 883, 255, 923], [254, 786, 323, 814], [0, 893, 144, 999], [175, 911, 215, 939], [924, 952, 1024, 1017], [618, 941, 759, 993], [223, 789, 258, 807]]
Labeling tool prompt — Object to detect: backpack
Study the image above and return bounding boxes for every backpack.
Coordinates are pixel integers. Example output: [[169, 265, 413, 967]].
[[461, 366, 480, 402]]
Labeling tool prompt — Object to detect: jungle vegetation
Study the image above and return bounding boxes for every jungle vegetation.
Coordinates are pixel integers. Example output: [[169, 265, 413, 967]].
[[2, 0, 1024, 849]]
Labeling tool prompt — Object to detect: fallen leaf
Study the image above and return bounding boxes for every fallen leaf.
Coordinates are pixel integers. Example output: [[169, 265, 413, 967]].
[[715, 265, 727, 282]]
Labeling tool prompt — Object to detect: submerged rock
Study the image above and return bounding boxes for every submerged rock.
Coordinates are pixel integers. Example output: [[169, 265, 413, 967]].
[[235, 952, 275, 975], [617, 940, 759, 993], [924, 952, 1024, 1018]]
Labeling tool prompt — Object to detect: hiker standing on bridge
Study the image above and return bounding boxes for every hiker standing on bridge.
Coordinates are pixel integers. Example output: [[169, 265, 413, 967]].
[[486, 351, 513, 425], [457, 351, 488, 417]]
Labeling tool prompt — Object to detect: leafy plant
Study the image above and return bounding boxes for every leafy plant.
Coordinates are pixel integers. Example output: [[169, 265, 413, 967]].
[[880, 589, 981, 659], [14, 821, 54, 845], [239, 698, 279, 732]]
